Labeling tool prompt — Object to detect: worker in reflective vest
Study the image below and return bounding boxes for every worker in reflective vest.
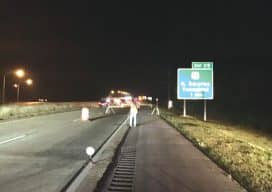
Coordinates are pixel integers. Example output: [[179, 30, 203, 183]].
[[129, 100, 138, 127]]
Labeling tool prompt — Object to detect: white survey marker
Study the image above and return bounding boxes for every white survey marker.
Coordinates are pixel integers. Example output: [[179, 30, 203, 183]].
[[86, 146, 95, 157], [81, 107, 89, 121]]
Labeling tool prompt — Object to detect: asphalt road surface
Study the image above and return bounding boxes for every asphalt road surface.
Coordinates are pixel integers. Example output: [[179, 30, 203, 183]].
[[0, 109, 128, 192], [100, 109, 245, 192]]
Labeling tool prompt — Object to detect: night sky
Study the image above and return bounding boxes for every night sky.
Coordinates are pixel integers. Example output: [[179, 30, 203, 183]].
[[1, 1, 271, 116]]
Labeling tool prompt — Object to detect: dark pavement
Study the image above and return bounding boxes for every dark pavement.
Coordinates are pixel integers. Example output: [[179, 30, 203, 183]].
[[100, 109, 245, 192], [0, 109, 128, 192]]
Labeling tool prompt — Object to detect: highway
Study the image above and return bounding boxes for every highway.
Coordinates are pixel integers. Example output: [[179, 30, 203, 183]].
[[98, 109, 245, 192], [0, 108, 128, 192]]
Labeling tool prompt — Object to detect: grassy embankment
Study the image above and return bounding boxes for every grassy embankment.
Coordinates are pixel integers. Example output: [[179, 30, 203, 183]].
[[161, 108, 272, 192], [0, 102, 98, 121]]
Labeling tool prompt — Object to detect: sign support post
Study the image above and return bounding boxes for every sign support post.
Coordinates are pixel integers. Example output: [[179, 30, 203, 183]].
[[183, 100, 186, 117], [204, 100, 207, 121]]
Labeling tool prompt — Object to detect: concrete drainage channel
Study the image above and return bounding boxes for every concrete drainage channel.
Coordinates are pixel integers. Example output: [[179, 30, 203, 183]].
[[95, 120, 139, 192], [105, 147, 136, 192]]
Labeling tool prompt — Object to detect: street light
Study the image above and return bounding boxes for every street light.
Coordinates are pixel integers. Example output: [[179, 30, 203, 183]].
[[13, 78, 33, 102], [13, 83, 20, 102], [26, 78, 33, 85], [2, 69, 26, 104], [13, 84, 19, 88], [15, 69, 25, 78]]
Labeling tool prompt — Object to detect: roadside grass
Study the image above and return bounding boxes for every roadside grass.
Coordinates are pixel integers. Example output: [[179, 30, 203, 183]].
[[161, 108, 272, 192], [0, 102, 98, 121]]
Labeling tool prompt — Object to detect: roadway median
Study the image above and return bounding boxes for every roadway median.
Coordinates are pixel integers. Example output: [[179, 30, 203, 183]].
[[161, 108, 272, 192]]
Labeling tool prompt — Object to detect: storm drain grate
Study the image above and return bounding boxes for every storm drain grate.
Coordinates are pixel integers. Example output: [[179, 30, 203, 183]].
[[107, 147, 136, 192]]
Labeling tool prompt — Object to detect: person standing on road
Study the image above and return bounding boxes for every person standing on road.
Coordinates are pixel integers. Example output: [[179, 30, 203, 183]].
[[151, 97, 160, 115], [129, 99, 138, 128]]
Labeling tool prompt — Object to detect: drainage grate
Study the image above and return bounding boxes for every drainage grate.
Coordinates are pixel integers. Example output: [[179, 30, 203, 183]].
[[107, 147, 136, 192]]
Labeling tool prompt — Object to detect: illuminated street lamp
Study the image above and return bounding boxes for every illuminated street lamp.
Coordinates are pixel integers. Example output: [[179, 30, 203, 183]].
[[13, 83, 20, 102], [13, 84, 19, 88], [2, 68, 26, 104], [26, 78, 33, 85], [13, 78, 33, 102], [15, 69, 25, 78]]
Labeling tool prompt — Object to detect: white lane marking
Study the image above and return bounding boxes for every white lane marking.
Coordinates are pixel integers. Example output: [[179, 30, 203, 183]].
[[0, 135, 26, 145], [73, 118, 81, 122]]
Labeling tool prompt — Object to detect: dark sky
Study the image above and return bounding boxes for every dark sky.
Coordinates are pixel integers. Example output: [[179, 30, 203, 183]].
[[0, 0, 271, 109]]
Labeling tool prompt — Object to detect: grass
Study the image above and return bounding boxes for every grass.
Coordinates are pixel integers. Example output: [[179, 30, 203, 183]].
[[0, 102, 98, 121], [161, 108, 272, 192]]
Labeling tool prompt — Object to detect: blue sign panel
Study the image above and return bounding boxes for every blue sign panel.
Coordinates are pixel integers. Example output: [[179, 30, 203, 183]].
[[177, 68, 213, 100]]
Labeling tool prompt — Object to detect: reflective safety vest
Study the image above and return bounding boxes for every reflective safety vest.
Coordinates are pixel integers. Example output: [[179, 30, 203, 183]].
[[130, 103, 138, 114]]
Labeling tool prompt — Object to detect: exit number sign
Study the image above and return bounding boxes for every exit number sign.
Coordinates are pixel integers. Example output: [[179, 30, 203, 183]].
[[192, 62, 213, 69]]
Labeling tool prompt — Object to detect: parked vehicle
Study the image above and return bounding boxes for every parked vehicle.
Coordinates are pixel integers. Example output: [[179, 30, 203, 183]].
[[100, 90, 132, 108], [98, 97, 108, 107]]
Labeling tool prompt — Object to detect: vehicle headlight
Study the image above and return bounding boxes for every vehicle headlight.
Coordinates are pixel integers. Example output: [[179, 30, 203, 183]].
[[114, 98, 121, 104]]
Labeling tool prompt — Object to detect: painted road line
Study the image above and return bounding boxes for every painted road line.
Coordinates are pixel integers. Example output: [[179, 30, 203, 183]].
[[0, 135, 26, 145], [73, 119, 81, 122]]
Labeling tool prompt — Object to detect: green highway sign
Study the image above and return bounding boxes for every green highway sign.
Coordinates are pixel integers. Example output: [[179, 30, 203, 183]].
[[192, 62, 213, 69], [177, 68, 214, 100]]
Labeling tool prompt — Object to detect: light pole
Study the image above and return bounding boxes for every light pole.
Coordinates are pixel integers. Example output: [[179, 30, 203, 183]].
[[2, 74, 6, 104], [13, 84, 20, 102], [2, 69, 25, 104], [14, 78, 33, 102]]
